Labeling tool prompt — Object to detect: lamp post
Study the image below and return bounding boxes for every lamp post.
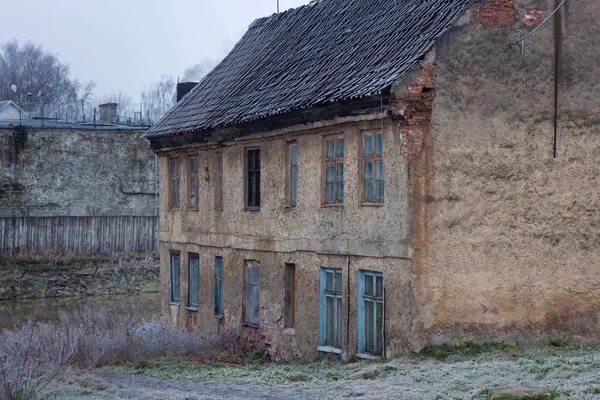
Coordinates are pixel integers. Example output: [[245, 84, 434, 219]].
[[10, 84, 21, 126]]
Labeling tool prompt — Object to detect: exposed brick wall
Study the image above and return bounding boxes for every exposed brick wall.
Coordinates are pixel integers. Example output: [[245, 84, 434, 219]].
[[392, 61, 436, 164], [238, 308, 285, 360], [470, 0, 516, 26], [521, 9, 542, 26]]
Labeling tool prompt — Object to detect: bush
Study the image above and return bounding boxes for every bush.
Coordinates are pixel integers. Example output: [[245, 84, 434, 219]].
[[0, 305, 238, 399]]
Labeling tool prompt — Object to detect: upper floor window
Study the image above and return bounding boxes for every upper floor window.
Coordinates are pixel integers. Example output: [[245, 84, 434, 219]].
[[245, 148, 261, 209], [323, 136, 344, 204], [215, 152, 224, 210], [170, 158, 181, 208], [287, 142, 297, 206], [362, 133, 384, 203], [189, 156, 199, 208]]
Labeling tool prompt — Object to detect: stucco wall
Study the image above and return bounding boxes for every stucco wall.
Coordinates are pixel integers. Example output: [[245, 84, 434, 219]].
[[156, 117, 413, 360], [412, 0, 600, 346], [0, 126, 157, 217]]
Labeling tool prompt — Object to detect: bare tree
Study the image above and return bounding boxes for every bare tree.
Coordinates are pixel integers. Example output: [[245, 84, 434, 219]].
[[0, 40, 77, 118], [141, 75, 176, 125]]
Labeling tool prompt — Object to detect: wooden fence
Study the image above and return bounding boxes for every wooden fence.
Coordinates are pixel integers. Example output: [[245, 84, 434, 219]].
[[0, 216, 159, 255]]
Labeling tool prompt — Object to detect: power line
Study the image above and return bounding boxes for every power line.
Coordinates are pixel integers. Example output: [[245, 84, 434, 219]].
[[509, 0, 567, 47]]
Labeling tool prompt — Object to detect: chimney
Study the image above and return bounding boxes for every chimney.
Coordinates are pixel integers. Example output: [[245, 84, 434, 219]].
[[177, 82, 198, 102], [99, 103, 118, 122]]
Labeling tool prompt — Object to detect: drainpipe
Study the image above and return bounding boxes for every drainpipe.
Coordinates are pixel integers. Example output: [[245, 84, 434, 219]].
[[553, 0, 561, 159]]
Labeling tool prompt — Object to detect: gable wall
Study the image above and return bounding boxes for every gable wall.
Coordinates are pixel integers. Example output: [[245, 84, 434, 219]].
[[411, 0, 600, 346]]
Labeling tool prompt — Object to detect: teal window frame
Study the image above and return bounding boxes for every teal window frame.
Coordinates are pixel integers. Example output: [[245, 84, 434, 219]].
[[319, 268, 343, 348], [214, 256, 223, 317], [323, 136, 344, 204], [362, 133, 384, 203], [168, 252, 181, 305], [357, 270, 384, 355], [187, 253, 199, 311]]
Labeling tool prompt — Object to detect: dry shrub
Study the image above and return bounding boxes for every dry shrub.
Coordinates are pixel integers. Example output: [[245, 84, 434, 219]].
[[0, 305, 239, 399]]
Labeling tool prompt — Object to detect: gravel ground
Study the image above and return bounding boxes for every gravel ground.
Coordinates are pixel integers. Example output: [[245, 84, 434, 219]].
[[50, 346, 600, 399]]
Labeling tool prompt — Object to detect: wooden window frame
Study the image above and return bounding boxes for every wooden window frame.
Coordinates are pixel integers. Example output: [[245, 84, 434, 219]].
[[214, 256, 223, 317], [215, 152, 224, 210], [357, 270, 384, 356], [244, 261, 261, 327], [284, 263, 296, 328], [168, 251, 181, 306], [188, 155, 199, 209], [187, 253, 199, 311], [322, 134, 345, 205], [169, 157, 181, 209], [244, 147, 261, 210], [286, 141, 298, 207], [319, 267, 343, 348], [360, 131, 384, 204]]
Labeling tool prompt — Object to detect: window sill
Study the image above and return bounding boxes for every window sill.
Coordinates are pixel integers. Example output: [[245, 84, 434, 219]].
[[359, 202, 384, 207], [214, 207, 223, 212], [243, 322, 259, 328], [168, 207, 181, 211], [356, 352, 383, 360], [318, 346, 342, 354], [186, 306, 198, 312], [169, 301, 180, 307], [214, 313, 224, 320], [244, 207, 261, 212], [321, 202, 344, 208], [283, 328, 296, 336], [187, 207, 199, 211]]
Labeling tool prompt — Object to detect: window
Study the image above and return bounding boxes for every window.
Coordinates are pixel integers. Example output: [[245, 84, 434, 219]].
[[284, 263, 296, 328], [214, 256, 223, 316], [287, 143, 298, 206], [189, 156, 199, 208], [245, 261, 260, 326], [170, 158, 181, 208], [323, 136, 344, 204], [169, 252, 181, 305], [319, 268, 342, 348], [187, 253, 199, 311], [358, 271, 383, 355], [245, 148, 261, 209], [215, 152, 224, 209], [362, 133, 384, 203]]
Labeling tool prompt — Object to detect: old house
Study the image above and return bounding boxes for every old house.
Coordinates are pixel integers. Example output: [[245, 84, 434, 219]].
[[0, 101, 22, 121], [145, 0, 600, 360]]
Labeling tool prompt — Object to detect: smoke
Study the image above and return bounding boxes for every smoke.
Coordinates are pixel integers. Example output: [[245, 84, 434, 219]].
[[182, 59, 214, 83]]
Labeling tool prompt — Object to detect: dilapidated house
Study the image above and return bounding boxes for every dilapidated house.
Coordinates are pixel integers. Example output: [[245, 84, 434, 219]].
[[145, 0, 600, 360]]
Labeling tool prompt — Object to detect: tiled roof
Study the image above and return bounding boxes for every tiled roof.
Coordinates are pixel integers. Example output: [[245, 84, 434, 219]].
[[146, 0, 471, 138]]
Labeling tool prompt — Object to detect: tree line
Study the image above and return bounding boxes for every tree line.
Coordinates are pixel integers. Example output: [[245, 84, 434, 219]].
[[0, 40, 182, 125]]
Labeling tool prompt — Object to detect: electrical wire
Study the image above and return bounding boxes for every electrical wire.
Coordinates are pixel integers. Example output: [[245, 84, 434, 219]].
[[509, 0, 567, 47]]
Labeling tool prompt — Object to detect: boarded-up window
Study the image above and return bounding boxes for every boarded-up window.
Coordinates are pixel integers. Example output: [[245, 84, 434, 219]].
[[189, 157, 199, 208], [287, 143, 298, 206], [319, 268, 342, 348], [170, 158, 181, 208], [323, 136, 344, 204], [358, 270, 383, 355], [284, 263, 295, 328], [362, 133, 384, 203], [245, 148, 261, 209], [187, 253, 199, 310], [214, 256, 223, 316], [169, 252, 181, 305], [245, 261, 260, 326], [215, 153, 224, 210]]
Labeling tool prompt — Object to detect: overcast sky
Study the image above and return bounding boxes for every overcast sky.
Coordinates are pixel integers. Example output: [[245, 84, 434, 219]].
[[0, 0, 312, 103]]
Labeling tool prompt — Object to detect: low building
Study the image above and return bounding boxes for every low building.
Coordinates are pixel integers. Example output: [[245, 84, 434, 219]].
[[145, 0, 600, 360], [0, 101, 22, 121]]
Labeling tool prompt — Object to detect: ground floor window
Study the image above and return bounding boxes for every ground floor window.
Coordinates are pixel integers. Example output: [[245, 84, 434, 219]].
[[319, 268, 343, 348], [358, 270, 383, 355], [214, 256, 223, 316], [245, 261, 261, 326], [169, 252, 181, 305], [187, 253, 199, 311]]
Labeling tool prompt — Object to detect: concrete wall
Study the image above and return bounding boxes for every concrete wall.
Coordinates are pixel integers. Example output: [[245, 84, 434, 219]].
[[156, 116, 413, 360], [411, 0, 600, 346], [0, 126, 157, 217]]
